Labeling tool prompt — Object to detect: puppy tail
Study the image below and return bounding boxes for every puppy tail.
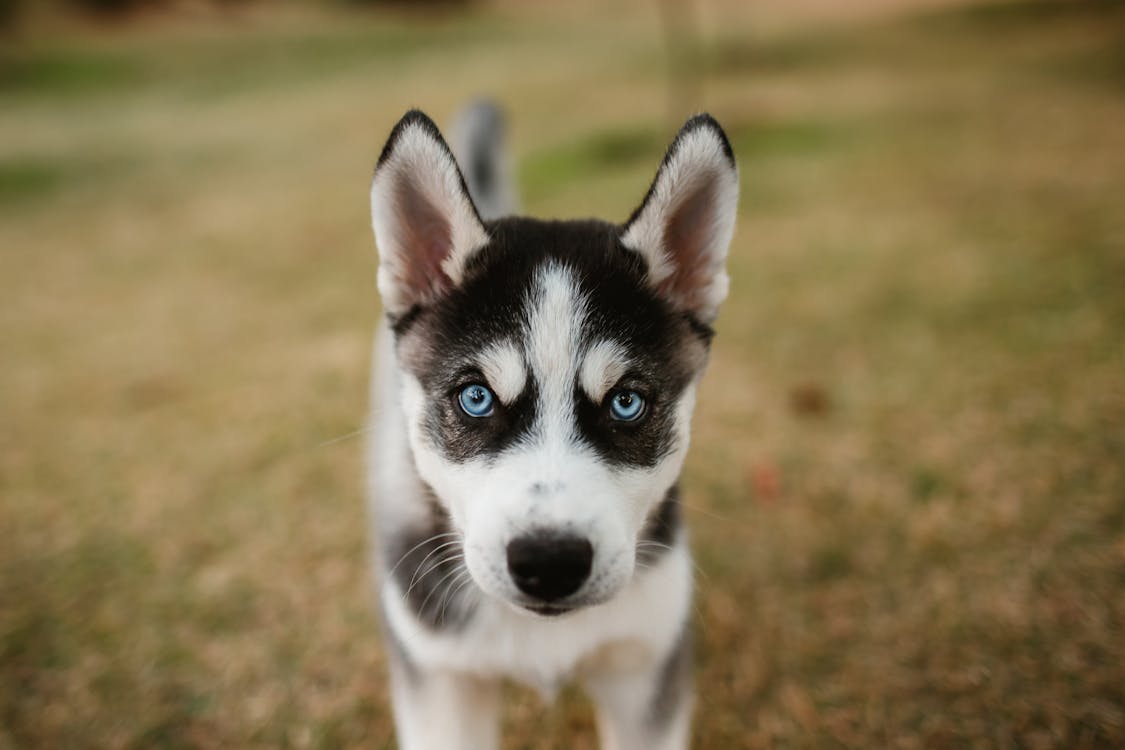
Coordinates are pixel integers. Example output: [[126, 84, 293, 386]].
[[450, 99, 518, 221]]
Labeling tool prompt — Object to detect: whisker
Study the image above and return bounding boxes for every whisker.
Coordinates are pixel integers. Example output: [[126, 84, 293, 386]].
[[404, 539, 464, 593], [316, 424, 376, 449], [678, 499, 757, 531], [385, 531, 460, 580], [634, 540, 710, 582], [417, 561, 470, 617], [437, 570, 477, 625], [404, 550, 463, 600]]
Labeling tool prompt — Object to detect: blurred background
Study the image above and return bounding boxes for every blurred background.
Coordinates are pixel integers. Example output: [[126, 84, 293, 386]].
[[2, 0, 1123, 747]]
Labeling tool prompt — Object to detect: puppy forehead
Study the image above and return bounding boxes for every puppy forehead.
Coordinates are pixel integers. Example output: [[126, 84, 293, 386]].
[[402, 223, 697, 391], [454, 267, 635, 410], [525, 263, 586, 382]]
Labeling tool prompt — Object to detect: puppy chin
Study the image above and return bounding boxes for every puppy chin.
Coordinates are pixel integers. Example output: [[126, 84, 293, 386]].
[[512, 579, 630, 619]]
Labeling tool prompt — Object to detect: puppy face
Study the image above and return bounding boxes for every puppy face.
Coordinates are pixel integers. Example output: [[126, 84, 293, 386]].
[[394, 226, 708, 614], [371, 112, 737, 617]]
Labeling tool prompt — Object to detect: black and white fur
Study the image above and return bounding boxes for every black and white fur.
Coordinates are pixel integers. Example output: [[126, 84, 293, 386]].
[[367, 104, 738, 750]]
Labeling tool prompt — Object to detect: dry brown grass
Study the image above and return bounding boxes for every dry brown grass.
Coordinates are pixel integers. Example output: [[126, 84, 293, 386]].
[[2, 0, 1124, 747]]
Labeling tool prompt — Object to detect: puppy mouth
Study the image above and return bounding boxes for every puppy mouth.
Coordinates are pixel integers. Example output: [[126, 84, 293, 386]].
[[509, 576, 624, 617], [514, 590, 614, 617], [521, 602, 576, 617]]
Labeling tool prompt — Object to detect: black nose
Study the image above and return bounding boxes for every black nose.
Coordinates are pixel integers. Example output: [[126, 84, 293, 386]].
[[506, 533, 593, 602]]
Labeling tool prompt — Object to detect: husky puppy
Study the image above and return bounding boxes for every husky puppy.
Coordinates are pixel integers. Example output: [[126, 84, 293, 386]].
[[367, 103, 738, 750]]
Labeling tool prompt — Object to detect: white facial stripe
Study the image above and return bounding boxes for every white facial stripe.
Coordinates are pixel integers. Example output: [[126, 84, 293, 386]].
[[526, 263, 586, 440], [478, 340, 527, 404], [580, 340, 630, 404]]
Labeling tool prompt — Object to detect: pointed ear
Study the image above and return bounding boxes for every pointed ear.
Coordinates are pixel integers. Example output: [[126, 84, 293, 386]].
[[621, 114, 739, 323], [370, 110, 490, 318]]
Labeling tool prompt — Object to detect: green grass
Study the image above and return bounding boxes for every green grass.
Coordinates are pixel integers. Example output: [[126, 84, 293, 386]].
[[0, 158, 70, 204], [0, 154, 132, 207], [0, 48, 143, 95], [520, 125, 664, 203], [0, 17, 505, 99], [1, 0, 1124, 747]]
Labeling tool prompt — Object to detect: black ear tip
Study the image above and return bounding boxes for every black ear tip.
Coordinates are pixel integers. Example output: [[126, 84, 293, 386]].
[[678, 112, 736, 167], [398, 109, 440, 131], [376, 109, 446, 168]]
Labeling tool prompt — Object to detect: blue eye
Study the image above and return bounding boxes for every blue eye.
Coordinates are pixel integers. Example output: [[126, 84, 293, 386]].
[[458, 384, 495, 417], [608, 390, 645, 422]]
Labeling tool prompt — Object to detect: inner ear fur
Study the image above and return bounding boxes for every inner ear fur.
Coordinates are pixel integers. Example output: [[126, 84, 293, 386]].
[[621, 114, 739, 323], [370, 110, 489, 318]]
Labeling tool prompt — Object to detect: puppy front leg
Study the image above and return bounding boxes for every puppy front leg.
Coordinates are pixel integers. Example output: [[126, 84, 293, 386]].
[[584, 630, 694, 750], [388, 657, 501, 750]]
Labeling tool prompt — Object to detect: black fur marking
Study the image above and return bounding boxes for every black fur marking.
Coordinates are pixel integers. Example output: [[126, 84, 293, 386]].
[[649, 622, 693, 729], [384, 486, 477, 631], [624, 113, 736, 231], [571, 266, 703, 468], [637, 485, 682, 566], [423, 374, 540, 463], [682, 312, 715, 344], [376, 110, 437, 167], [389, 303, 424, 336], [395, 217, 709, 469]]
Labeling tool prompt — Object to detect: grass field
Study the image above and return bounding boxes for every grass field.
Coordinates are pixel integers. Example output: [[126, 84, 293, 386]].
[[2, 0, 1124, 747]]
